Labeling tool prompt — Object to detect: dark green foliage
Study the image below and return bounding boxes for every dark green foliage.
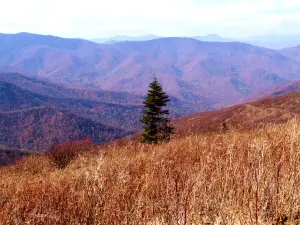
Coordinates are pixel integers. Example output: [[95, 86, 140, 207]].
[[141, 78, 174, 144]]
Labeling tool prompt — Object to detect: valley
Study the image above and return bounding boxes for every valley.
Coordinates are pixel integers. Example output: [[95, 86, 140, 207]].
[[2, 33, 300, 165]]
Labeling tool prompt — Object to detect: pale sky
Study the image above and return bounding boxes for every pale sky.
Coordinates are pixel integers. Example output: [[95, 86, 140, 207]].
[[1, 0, 300, 38]]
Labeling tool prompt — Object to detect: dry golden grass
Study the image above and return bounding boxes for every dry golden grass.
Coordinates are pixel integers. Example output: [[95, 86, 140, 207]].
[[174, 93, 300, 137], [1, 119, 300, 224]]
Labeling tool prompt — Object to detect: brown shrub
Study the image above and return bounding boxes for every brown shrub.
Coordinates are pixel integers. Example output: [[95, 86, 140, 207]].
[[48, 137, 94, 168]]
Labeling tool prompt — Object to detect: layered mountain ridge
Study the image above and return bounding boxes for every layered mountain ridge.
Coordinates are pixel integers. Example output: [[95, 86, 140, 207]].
[[2, 33, 300, 110]]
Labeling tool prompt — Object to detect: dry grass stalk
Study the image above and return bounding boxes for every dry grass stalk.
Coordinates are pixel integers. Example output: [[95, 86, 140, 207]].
[[0, 119, 300, 224]]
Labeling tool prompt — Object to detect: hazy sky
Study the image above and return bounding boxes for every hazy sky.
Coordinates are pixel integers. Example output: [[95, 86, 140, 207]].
[[1, 0, 300, 38]]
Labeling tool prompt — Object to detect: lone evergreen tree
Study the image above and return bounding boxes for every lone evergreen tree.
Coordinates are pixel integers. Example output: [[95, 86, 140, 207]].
[[141, 77, 174, 144]]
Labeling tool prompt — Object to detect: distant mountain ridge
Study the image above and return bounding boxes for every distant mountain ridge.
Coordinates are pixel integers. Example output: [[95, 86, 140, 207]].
[[2, 33, 300, 111], [91, 34, 160, 44], [91, 34, 233, 44], [240, 35, 300, 50], [280, 45, 300, 62], [90, 33, 300, 49], [193, 34, 234, 42]]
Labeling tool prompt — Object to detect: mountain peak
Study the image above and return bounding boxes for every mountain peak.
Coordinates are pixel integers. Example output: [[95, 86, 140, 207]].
[[204, 34, 221, 38]]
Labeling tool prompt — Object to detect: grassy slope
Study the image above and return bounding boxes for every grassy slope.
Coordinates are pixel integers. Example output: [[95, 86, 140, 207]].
[[0, 120, 299, 224], [174, 92, 300, 136]]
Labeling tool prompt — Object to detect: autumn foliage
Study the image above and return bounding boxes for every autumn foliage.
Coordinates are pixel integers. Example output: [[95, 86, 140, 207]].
[[0, 120, 300, 224]]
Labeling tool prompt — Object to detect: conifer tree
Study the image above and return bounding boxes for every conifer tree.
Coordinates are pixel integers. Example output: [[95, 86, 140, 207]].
[[141, 77, 174, 144]]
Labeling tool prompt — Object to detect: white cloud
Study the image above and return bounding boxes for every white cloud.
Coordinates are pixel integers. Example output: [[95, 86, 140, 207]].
[[0, 0, 300, 38]]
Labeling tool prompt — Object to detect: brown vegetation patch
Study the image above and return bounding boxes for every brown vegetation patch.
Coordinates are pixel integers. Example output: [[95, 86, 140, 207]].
[[174, 92, 300, 137], [48, 137, 94, 169], [0, 119, 299, 224]]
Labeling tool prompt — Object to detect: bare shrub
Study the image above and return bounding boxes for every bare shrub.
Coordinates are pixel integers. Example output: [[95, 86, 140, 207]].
[[48, 137, 93, 168]]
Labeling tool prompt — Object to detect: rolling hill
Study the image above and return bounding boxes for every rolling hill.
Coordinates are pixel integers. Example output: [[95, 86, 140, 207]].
[[2, 33, 300, 110], [0, 72, 143, 105], [269, 81, 300, 96], [174, 92, 300, 136], [0, 106, 129, 151], [0, 78, 143, 129], [247, 78, 300, 100], [241, 35, 300, 50], [0, 73, 140, 157], [280, 44, 300, 62]]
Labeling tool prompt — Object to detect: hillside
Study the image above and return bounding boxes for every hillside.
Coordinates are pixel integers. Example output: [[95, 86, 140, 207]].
[[2, 33, 300, 109], [0, 72, 143, 105], [0, 79, 137, 154], [174, 92, 300, 136], [0, 80, 144, 129], [280, 45, 300, 62], [269, 81, 300, 96], [0, 119, 299, 224], [241, 35, 300, 50], [0, 106, 129, 151]]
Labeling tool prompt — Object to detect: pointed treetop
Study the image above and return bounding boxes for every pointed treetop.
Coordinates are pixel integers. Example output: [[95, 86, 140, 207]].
[[140, 77, 174, 144]]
